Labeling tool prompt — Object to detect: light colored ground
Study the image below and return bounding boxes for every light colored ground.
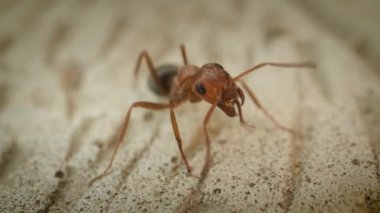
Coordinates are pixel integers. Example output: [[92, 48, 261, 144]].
[[0, 0, 379, 212]]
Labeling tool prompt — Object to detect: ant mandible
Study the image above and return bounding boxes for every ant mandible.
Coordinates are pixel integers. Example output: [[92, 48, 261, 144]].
[[89, 44, 315, 185]]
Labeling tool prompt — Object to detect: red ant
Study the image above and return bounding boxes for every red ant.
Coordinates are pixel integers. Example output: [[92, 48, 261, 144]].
[[89, 44, 315, 185]]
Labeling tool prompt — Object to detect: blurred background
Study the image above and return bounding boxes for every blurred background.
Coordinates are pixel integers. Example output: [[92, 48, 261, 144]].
[[1, 0, 380, 72], [297, 0, 380, 72]]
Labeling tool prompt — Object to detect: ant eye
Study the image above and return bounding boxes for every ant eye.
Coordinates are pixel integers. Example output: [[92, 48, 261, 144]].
[[195, 83, 206, 95]]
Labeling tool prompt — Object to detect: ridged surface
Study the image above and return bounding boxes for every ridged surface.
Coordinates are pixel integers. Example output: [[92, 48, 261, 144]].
[[0, 0, 379, 212]]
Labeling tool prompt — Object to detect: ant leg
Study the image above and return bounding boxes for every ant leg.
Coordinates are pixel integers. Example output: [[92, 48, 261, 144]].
[[233, 62, 316, 81], [133, 50, 166, 92], [169, 101, 191, 173], [200, 104, 217, 178], [89, 101, 172, 186], [234, 100, 256, 131], [240, 81, 296, 135], [180, 44, 188, 65]]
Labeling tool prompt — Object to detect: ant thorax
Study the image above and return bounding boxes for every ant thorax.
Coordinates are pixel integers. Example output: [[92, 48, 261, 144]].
[[169, 65, 202, 103]]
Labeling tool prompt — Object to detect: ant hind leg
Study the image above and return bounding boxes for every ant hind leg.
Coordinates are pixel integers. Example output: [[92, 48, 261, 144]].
[[180, 44, 188, 66], [134, 50, 167, 92]]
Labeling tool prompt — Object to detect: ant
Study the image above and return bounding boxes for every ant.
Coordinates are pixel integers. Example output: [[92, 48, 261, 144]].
[[89, 44, 315, 185]]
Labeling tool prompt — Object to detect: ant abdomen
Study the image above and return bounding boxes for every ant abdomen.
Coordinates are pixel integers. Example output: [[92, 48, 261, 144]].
[[148, 64, 178, 96]]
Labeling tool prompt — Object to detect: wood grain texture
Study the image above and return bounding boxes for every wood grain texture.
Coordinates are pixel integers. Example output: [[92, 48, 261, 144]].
[[0, 0, 379, 212]]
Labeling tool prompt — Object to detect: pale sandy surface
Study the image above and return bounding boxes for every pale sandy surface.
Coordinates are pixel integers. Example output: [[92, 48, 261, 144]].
[[0, 0, 379, 212]]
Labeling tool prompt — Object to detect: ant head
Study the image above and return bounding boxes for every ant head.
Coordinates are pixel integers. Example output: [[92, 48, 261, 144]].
[[191, 63, 245, 117]]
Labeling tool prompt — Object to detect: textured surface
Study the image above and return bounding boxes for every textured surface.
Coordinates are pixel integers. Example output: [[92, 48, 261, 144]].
[[297, 0, 380, 71], [0, 0, 379, 212]]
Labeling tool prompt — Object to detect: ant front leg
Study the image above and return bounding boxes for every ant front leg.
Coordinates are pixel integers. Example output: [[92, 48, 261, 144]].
[[169, 101, 192, 173], [89, 101, 172, 186], [200, 104, 217, 178], [133, 50, 166, 92], [240, 81, 297, 135], [233, 62, 316, 81]]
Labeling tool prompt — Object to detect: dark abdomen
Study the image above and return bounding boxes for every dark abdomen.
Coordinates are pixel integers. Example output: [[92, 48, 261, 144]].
[[148, 64, 179, 96]]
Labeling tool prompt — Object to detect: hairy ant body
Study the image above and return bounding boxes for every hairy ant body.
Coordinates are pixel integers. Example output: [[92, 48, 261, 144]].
[[89, 44, 315, 185]]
